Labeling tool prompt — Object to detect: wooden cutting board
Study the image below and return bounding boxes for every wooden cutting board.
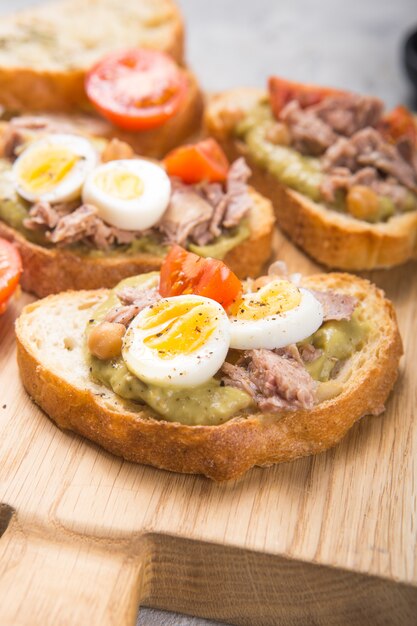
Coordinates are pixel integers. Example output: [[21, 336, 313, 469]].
[[0, 230, 416, 626]]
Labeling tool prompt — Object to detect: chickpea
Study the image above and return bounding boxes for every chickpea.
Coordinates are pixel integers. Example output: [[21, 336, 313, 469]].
[[101, 138, 134, 163], [346, 185, 380, 222], [265, 122, 291, 146], [88, 321, 126, 360]]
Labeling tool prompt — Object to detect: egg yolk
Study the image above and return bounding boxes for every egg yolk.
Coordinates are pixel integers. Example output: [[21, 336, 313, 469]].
[[141, 300, 217, 359], [94, 168, 144, 200], [17, 146, 79, 195], [231, 279, 301, 320]]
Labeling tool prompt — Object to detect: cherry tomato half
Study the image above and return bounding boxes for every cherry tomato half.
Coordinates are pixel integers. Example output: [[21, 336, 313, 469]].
[[268, 76, 346, 118], [85, 48, 188, 131], [163, 138, 230, 184], [0, 238, 22, 315], [159, 245, 242, 311]]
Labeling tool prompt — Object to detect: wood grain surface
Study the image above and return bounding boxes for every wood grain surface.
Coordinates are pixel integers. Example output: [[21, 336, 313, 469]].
[[0, 227, 416, 626]]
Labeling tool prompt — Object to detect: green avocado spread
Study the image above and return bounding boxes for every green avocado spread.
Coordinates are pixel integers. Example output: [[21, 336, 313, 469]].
[[85, 274, 369, 425], [235, 103, 417, 222], [85, 274, 253, 425], [301, 309, 369, 382], [0, 158, 248, 260]]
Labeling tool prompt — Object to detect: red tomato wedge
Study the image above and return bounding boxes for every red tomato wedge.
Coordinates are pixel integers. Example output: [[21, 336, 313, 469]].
[[268, 76, 347, 118], [0, 238, 22, 315], [163, 138, 230, 184], [378, 105, 417, 148], [159, 245, 242, 311], [85, 48, 188, 131]]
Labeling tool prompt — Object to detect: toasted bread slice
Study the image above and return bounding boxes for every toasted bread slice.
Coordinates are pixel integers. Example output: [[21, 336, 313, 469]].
[[0, 0, 184, 112], [0, 188, 274, 297], [205, 89, 417, 270], [16, 273, 402, 481]]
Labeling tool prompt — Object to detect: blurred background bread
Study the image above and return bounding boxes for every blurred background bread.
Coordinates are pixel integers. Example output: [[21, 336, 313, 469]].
[[0, 0, 184, 112]]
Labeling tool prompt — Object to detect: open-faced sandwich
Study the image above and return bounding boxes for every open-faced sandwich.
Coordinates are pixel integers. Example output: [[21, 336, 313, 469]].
[[0, 123, 274, 297], [16, 246, 402, 481], [205, 77, 417, 270], [0, 0, 202, 158]]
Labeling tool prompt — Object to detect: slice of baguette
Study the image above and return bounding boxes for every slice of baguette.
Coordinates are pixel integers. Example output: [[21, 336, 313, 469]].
[[16, 273, 402, 481], [0, 0, 184, 112], [0, 187, 274, 297], [205, 89, 417, 271]]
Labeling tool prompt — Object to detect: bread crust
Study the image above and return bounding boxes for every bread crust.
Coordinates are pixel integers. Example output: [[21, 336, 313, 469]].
[[16, 273, 403, 481], [0, 0, 185, 112], [0, 188, 274, 297], [205, 89, 417, 270]]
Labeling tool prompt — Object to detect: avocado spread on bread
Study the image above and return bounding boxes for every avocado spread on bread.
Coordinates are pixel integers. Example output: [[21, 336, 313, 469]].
[[0, 157, 249, 261], [85, 274, 252, 425], [85, 272, 369, 425], [236, 101, 417, 223]]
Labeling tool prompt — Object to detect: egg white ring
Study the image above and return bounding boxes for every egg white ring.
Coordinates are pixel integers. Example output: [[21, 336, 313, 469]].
[[13, 133, 98, 204], [82, 159, 171, 231], [122, 295, 231, 389], [229, 288, 324, 350]]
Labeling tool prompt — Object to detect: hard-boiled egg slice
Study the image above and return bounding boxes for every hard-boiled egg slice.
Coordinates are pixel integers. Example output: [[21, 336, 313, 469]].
[[122, 295, 230, 388], [229, 279, 323, 350], [82, 159, 171, 231], [13, 133, 97, 204]]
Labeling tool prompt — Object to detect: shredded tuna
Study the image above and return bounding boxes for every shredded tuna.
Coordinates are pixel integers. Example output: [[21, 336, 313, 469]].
[[309, 94, 383, 136], [279, 100, 337, 156], [9, 113, 109, 137], [277, 94, 384, 157], [105, 286, 161, 326], [322, 127, 417, 191], [116, 285, 161, 307], [221, 348, 317, 412], [320, 166, 410, 209], [310, 289, 357, 321], [200, 182, 228, 239], [23, 202, 72, 230], [159, 158, 253, 247], [299, 343, 323, 363], [42, 204, 139, 249], [222, 158, 253, 228], [158, 180, 213, 246]]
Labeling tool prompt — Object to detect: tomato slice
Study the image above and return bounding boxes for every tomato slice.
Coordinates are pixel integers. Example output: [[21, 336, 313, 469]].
[[85, 48, 188, 131], [268, 76, 347, 118], [0, 238, 22, 315], [378, 105, 417, 147], [163, 138, 230, 184], [159, 245, 241, 311]]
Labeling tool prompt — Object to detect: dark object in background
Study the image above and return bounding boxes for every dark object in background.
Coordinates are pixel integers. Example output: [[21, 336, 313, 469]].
[[404, 27, 417, 96]]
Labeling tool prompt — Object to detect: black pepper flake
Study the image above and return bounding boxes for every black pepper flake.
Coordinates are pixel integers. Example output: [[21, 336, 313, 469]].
[[220, 381, 225, 387], [2, 404, 6, 409]]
